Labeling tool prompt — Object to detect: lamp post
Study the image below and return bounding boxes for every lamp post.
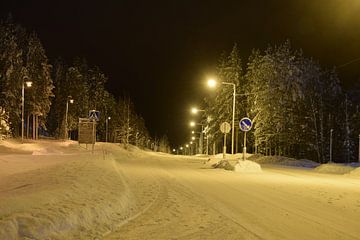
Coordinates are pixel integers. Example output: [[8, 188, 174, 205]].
[[106, 116, 111, 142], [207, 79, 236, 155], [21, 79, 32, 143], [64, 96, 74, 141]]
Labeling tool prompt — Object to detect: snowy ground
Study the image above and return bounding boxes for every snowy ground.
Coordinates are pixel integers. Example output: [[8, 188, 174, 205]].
[[1, 140, 360, 239]]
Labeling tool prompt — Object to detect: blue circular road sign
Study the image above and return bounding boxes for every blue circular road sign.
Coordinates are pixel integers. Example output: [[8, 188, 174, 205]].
[[239, 117, 252, 132]]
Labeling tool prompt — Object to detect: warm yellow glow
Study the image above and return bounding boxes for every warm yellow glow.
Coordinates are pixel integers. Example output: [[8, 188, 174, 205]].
[[190, 141, 193, 144], [186, 144, 189, 148], [108, 116, 111, 120], [207, 79, 217, 88], [69, 99, 74, 104], [191, 136, 195, 140], [180, 147, 183, 150], [191, 107, 198, 114], [25, 81, 32, 87], [190, 121, 195, 127], [172, 149, 176, 152], [191, 131, 195, 134]]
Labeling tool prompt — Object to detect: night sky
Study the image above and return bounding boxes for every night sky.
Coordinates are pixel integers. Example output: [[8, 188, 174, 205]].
[[1, 0, 360, 146]]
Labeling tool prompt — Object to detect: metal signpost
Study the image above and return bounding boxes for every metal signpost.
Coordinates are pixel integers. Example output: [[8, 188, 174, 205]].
[[78, 110, 100, 154], [239, 117, 253, 161], [220, 122, 231, 159]]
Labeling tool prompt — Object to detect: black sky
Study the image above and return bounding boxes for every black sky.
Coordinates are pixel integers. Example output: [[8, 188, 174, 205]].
[[1, 0, 360, 146]]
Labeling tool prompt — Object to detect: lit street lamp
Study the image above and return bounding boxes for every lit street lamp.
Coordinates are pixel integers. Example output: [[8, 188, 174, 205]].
[[106, 116, 111, 142], [208, 78, 236, 155], [191, 107, 205, 114], [21, 78, 32, 143], [64, 96, 74, 140]]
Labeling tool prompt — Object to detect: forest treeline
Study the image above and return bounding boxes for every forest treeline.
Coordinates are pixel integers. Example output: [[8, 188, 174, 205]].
[[203, 41, 360, 163], [0, 18, 170, 152]]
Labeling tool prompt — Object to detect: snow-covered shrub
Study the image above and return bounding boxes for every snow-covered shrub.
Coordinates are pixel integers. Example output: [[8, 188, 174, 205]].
[[0, 107, 11, 139]]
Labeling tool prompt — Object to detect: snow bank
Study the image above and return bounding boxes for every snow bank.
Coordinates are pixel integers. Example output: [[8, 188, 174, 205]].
[[0, 141, 136, 239], [234, 160, 262, 173], [204, 158, 262, 173], [314, 163, 356, 175], [349, 167, 360, 177], [249, 155, 319, 168]]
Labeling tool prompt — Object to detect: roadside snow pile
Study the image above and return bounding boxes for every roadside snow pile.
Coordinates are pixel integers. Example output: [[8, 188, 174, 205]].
[[314, 163, 356, 175], [204, 158, 262, 173], [0, 142, 135, 240], [249, 155, 320, 168], [203, 158, 221, 168], [234, 160, 262, 173], [213, 160, 235, 170], [349, 167, 360, 177]]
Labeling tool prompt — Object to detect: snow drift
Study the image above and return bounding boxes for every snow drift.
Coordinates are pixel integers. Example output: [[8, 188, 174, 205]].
[[0, 140, 135, 239]]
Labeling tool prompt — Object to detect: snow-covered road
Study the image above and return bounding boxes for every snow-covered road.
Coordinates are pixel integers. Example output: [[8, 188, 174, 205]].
[[1, 140, 360, 239], [105, 149, 360, 240]]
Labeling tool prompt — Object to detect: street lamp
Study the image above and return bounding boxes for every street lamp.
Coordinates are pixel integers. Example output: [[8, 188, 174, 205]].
[[106, 116, 111, 142], [21, 78, 32, 143], [191, 107, 205, 114], [207, 78, 236, 155], [64, 96, 74, 140]]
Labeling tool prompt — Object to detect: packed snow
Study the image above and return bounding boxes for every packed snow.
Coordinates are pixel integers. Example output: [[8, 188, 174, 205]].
[[1, 139, 360, 239]]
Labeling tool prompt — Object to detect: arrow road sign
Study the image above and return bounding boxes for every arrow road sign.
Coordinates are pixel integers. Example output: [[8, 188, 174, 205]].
[[239, 117, 252, 132], [89, 110, 100, 121]]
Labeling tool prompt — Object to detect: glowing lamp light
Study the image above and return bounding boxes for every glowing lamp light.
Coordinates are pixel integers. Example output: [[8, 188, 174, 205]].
[[190, 121, 195, 127], [191, 107, 198, 114], [25, 81, 33, 87], [69, 99, 74, 104], [191, 136, 195, 140], [207, 79, 217, 88]]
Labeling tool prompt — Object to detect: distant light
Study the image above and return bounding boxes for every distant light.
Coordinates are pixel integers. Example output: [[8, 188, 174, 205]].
[[180, 147, 183, 150], [186, 144, 189, 148], [25, 81, 32, 87], [191, 131, 195, 134], [172, 148, 176, 152], [108, 116, 111, 120], [190, 121, 195, 127], [190, 141, 193, 144], [191, 136, 195, 140], [207, 79, 217, 88], [69, 99, 74, 104], [191, 107, 198, 114]]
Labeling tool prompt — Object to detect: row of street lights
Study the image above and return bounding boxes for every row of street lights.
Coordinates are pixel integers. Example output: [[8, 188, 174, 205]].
[[174, 77, 237, 156]]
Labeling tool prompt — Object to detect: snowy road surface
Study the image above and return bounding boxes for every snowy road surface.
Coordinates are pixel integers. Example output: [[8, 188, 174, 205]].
[[0, 141, 360, 239], [105, 148, 360, 240]]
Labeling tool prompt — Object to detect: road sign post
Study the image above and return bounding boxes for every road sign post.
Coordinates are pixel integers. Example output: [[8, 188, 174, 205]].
[[220, 122, 231, 159], [239, 117, 253, 162], [78, 118, 96, 153]]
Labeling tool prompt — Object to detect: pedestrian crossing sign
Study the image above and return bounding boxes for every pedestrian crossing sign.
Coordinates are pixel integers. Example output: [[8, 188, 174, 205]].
[[89, 110, 100, 121]]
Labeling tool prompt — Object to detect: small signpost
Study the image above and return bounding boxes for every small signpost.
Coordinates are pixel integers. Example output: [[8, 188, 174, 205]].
[[79, 109, 100, 154], [239, 117, 253, 161], [220, 122, 231, 159]]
